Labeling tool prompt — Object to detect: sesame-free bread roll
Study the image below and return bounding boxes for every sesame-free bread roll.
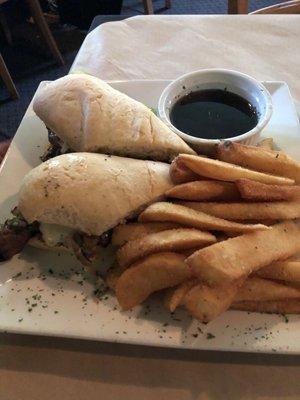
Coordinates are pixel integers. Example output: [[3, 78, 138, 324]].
[[33, 74, 195, 161], [18, 153, 173, 235]]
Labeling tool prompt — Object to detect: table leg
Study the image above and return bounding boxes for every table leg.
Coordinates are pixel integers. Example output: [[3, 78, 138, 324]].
[[26, 0, 64, 66], [0, 9, 12, 45], [0, 53, 19, 100], [228, 0, 248, 14], [142, 0, 154, 14]]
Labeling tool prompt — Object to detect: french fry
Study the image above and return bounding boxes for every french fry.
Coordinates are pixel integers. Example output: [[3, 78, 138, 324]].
[[164, 279, 198, 312], [186, 221, 300, 286], [115, 252, 192, 310], [180, 233, 228, 250], [183, 279, 243, 323], [117, 228, 216, 268], [112, 222, 182, 247], [289, 282, 300, 290], [224, 222, 276, 238], [255, 261, 300, 282], [231, 299, 300, 314], [236, 179, 300, 201], [257, 137, 274, 150], [165, 180, 240, 201], [106, 262, 124, 291], [138, 202, 269, 233], [235, 277, 300, 302], [216, 141, 300, 183], [178, 154, 294, 185], [169, 156, 199, 184], [178, 201, 300, 220]]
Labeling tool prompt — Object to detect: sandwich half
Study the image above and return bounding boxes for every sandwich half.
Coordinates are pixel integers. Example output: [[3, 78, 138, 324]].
[[0, 153, 173, 264], [33, 74, 195, 162]]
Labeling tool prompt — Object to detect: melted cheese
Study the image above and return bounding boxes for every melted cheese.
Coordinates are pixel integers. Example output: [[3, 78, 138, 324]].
[[39, 223, 74, 247]]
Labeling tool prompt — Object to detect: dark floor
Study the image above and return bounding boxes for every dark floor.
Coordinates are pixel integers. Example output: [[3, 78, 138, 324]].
[[122, 0, 279, 14], [0, 0, 280, 141]]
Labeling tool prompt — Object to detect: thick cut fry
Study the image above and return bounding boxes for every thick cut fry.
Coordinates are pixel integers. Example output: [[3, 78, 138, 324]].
[[235, 277, 300, 302], [112, 222, 182, 247], [217, 141, 300, 183], [183, 279, 243, 323], [236, 179, 300, 201], [117, 228, 216, 268], [169, 156, 199, 184], [231, 299, 300, 314], [178, 154, 294, 185], [257, 137, 274, 150], [165, 180, 240, 201], [138, 202, 269, 233], [224, 222, 276, 238], [186, 221, 300, 286], [255, 261, 300, 282], [115, 252, 192, 310], [178, 201, 300, 220], [105, 263, 124, 290], [164, 279, 198, 312]]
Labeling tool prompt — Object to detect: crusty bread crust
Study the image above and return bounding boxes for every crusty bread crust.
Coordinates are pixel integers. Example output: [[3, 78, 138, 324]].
[[33, 74, 195, 161], [18, 153, 173, 236]]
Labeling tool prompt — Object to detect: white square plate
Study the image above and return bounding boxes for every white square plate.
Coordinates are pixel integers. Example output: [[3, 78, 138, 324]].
[[1, 80, 300, 354]]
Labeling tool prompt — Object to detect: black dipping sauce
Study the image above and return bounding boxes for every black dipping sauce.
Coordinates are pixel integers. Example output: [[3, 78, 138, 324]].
[[170, 89, 258, 139]]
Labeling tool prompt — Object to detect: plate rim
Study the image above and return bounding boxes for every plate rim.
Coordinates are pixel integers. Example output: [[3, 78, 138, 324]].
[[1, 78, 300, 354]]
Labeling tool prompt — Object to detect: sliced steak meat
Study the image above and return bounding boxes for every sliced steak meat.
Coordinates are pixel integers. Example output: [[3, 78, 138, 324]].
[[65, 235, 92, 266], [72, 230, 112, 265], [0, 217, 39, 261], [40, 130, 63, 162], [0, 226, 31, 261], [48, 130, 62, 148], [0, 208, 112, 265], [99, 230, 113, 248], [40, 144, 62, 162]]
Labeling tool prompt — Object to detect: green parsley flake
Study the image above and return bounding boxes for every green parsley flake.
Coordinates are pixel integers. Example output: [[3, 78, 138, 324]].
[[206, 333, 215, 340]]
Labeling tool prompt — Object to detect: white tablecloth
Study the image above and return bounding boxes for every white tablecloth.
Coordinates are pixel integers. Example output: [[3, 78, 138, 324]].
[[72, 15, 300, 110], [2, 15, 300, 400]]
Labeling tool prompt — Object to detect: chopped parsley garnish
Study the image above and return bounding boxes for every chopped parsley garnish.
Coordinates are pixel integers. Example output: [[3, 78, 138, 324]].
[[206, 333, 215, 340]]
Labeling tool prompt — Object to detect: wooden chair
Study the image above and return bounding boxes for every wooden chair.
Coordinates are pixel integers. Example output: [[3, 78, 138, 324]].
[[251, 0, 300, 14], [0, 52, 19, 99], [0, 0, 12, 44], [27, 0, 64, 65], [143, 0, 171, 14], [0, 0, 64, 65], [228, 0, 248, 14], [0, 1, 18, 99], [228, 0, 300, 14]]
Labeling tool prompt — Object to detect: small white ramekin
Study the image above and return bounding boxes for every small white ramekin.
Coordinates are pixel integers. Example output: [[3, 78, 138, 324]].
[[158, 69, 273, 154]]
